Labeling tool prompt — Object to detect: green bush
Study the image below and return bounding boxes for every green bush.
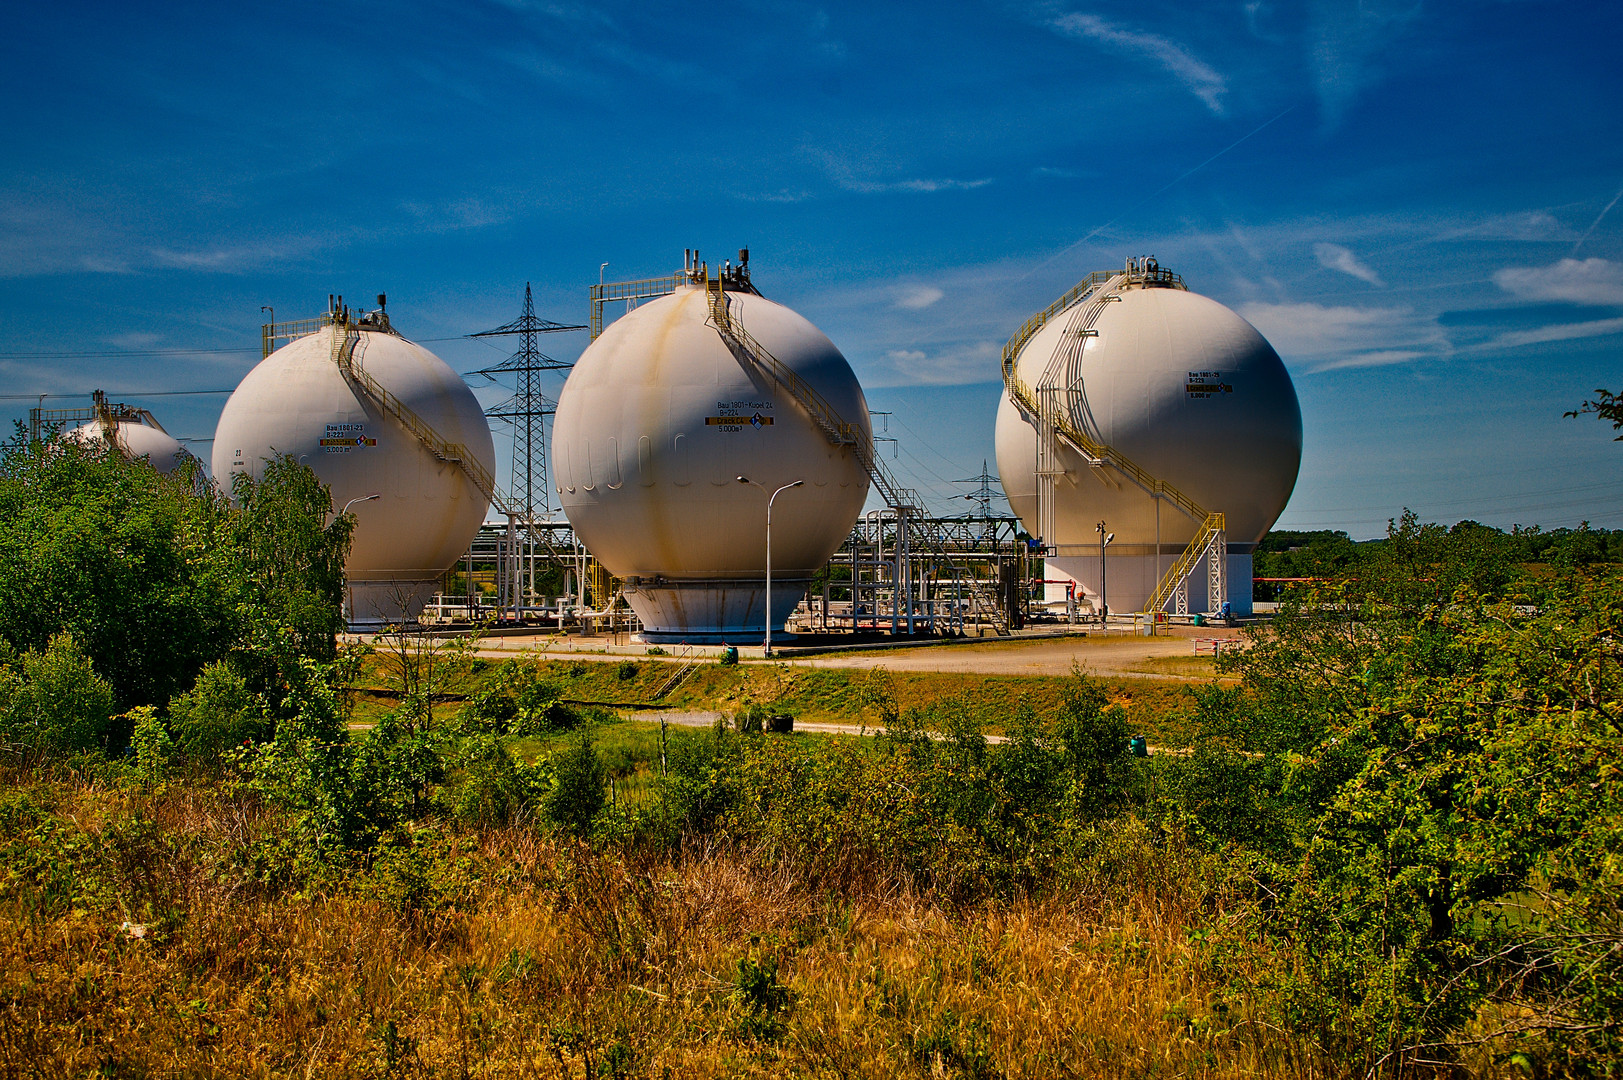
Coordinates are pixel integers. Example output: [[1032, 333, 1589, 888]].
[[168, 660, 265, 765], [545, 734, 606, 836], [0, 633, 117, 756], [451, 735, 540, 827]]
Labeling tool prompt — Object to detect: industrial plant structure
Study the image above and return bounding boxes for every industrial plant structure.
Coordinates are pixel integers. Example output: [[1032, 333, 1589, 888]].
[[553, 251, 873, 642], [214, 296, 497, 628], [187, 251, 1303, 641], [35, 391, 197, 476], [996, 257, 1302, 617]]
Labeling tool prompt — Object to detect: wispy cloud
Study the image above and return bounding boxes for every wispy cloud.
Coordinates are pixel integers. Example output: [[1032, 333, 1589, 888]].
[[1307, 0, 1423, 130], [893, 285, 944, 310], [839, 177, 992, 195], [875, 341, 1001, 386], [1049, 12, 1227, 115], [1239, 300, 1449, 373], [1481, 317, 1623, 351], [1493, 258, 1623, 307], [147, 237, 326, 273], [1313, 242, 1383, 286]]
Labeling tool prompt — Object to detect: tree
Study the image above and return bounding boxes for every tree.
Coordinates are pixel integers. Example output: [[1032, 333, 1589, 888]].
[[1566, 387, 1623, 440]]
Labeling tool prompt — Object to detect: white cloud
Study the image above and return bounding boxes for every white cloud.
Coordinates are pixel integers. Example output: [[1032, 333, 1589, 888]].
[[894, 285, 944, 310], [874, 341, 1000, 386], [1239, 301, 1449, 373], [1307, 0, 1422, 130], [839, 177, 992, 195], [1493, 258, 1623, 307], [1482, 317, 1623, 351], [1050, 13, 1227, 115], [1313, 242, 1383, 286], [147, 237, 324, 273]]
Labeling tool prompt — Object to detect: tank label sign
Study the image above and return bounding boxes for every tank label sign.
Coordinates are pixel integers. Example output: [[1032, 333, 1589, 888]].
[[707, 401, 774, 432], [1185, 371, 1232, 398], [321, 422, 375, 452]]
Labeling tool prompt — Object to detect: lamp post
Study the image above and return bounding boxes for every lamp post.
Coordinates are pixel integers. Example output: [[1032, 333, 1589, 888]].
[[738, 476, 803, 657], [341, 492, 380, 518], [1096, 520, 1114, 625]]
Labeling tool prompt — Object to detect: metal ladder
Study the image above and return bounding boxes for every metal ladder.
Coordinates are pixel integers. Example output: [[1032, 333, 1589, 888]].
[[330, 323, 510, 514], [1000, 264, 1227, 616], [705, 277, 1011, 635]]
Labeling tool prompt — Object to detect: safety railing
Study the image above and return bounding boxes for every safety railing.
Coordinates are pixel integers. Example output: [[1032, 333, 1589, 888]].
[[706, 280, 1009, 634], [589, 273, 687, 339], [1144, 513, 1226, 617], [328, 324, 509, 514]]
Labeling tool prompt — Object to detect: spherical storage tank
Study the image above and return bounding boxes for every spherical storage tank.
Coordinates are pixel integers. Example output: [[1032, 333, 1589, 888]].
[[996, 259, 1302, 615], [553, 255, 871, 642], [213, 301, 495, 628], [62, 406, 196, 476]]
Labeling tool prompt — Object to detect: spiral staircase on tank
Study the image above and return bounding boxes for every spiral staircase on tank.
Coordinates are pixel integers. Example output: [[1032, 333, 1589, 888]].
[[1001, 258, 1227, 618], [702, 272, 1013, 636]]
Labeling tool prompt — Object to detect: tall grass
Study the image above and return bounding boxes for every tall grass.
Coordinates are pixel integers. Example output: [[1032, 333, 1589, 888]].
[[0, 765, 1328, 1078]]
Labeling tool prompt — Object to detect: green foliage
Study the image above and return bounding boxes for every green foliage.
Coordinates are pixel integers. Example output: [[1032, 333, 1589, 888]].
[[126, 705, 172, 783], [167, 660, 265, 765], [450, 735, 543, 828], [1566, 386, 1623, 440], [544, 734, 606, 836], [0, 437, 351, 720], [0, 632, 117, 757], [729, 952, 792, 1042], [226, 454, 353, 664], [1189, 528, 1623, 1068], [615, 660, 637, 681], [457, 659, 577, 736]]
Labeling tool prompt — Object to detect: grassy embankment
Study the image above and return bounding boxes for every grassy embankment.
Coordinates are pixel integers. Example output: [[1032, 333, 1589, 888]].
[[352, 651, 1214, 745]]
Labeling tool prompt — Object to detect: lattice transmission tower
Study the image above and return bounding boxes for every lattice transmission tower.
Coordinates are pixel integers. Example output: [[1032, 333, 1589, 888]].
[[954, 460, 1003, 537], [468, 283, 586, 522]]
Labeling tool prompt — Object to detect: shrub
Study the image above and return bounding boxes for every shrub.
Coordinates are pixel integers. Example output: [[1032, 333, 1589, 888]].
[[168, 660, 265, 765], [615, 660, 637, 681], [451, 735, 538, 827], [545, 734, 606, 836], [126, 706, 173, 783], [0, 633, 117, 756]]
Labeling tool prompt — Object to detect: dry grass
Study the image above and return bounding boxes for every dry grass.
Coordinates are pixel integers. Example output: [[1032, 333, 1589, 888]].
[[0, 776, 1312, 1079]]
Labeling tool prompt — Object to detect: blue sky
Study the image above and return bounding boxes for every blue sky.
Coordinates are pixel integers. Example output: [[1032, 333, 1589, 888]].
[[3, 0, 1620, 538]]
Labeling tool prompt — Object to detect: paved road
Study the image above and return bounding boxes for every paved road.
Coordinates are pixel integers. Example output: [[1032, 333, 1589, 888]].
[[447, 626, 1243, 680], [623, 709, 1008, 743]]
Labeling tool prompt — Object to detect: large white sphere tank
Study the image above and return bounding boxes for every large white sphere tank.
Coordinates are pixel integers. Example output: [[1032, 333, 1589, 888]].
[[213, 317, 494, 628], [553, 273, 871, 642], [62, 416, 196, 476], [996, 264, 1302, 615]]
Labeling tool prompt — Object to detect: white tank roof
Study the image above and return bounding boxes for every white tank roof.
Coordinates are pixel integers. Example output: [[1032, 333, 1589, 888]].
[[62, 417, 196, 476]]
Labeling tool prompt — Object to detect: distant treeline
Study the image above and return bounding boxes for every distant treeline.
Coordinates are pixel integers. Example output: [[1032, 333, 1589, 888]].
[[1255, 518, 1623, 599]]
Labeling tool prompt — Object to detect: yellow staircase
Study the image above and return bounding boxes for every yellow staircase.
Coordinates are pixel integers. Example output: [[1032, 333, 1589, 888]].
[[1000, 261, 1227, 617], [329, 323, 509, 515], [705, 276, 1011, 635]]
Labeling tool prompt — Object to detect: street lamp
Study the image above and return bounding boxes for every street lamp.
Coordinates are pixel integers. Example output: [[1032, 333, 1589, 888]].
[[1096, 520, 1114, 625], [737, 476, 804, 657], [342, 492, 380, 517]]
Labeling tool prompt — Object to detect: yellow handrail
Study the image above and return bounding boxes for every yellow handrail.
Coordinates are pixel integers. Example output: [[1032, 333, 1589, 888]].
[[1003, 262, 1225, 616], [707, 282, 1009, 633], [329, 325, 508, 514]]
